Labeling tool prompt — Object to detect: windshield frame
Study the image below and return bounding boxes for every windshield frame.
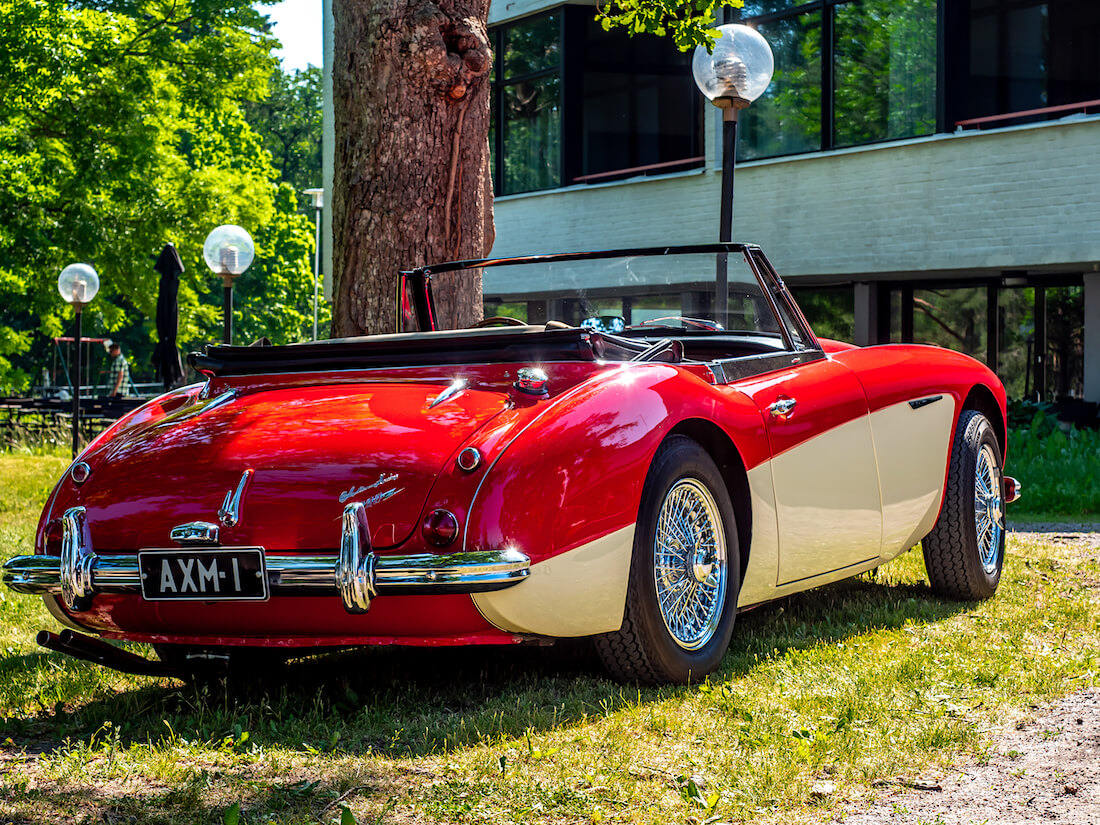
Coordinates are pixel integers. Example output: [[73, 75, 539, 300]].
[[398, 243, 820, 352]]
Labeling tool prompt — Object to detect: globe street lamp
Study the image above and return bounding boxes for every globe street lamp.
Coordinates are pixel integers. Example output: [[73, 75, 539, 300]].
[[693, 24, 773, 322], [303, 188, 324, 341], [58, 263, 100, 457], [203, 225, 255, 344]]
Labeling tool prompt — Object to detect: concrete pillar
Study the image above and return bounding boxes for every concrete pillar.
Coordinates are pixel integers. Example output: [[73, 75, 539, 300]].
[[901, 284, 914, 343], [1085, 273, 1100, 403], [854, 282, 879, 347], [1034, 286, 1047, 401], [986, 282, 999, 372]]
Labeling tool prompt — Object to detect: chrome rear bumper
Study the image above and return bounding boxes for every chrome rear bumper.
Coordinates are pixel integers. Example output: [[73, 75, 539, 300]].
[[2, 504, 529, 613]]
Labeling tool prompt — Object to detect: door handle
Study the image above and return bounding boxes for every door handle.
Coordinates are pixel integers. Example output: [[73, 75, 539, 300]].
[[768, 397, 797, 418]]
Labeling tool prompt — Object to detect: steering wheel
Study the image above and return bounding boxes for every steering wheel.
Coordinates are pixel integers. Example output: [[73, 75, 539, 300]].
[[473, 315, 528, 328]]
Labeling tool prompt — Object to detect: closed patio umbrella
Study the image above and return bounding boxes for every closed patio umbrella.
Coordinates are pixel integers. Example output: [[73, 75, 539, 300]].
[[152, 242, 185, 390]]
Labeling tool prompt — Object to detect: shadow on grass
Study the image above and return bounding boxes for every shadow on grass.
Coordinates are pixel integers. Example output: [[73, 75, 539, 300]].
[[0, 773, 396, 825], [1, 573, 973, 763]]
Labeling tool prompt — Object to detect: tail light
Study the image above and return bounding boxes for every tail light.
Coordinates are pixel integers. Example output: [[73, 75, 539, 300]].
[[43, 519, 63, 556], [422, 510, 459, 547]]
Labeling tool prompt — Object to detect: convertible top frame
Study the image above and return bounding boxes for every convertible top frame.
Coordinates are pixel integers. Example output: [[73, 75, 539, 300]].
[[398, 243, 820, 355]]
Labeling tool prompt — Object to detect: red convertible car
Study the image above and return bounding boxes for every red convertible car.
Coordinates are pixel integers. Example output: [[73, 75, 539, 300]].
[[4, 244, 1019, 684]]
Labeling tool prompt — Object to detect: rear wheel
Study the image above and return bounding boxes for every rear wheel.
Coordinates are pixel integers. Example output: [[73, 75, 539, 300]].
[[923, 409, 1005, 600], [595, 436, 739, 684]]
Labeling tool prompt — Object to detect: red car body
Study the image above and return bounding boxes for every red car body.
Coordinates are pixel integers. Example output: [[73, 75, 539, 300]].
[[4, 244, 1017, 683]]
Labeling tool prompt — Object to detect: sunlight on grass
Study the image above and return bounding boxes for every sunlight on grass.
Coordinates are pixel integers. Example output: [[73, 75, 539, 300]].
[[0, 454, 1096, 824]]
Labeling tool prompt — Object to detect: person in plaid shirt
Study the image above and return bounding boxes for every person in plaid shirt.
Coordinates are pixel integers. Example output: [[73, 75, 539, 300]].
[[107, 342, 130, 398]]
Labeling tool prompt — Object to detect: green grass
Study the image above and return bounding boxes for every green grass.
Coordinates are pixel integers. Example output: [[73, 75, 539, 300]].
[[0, 455, 1097, 824], [1007, 420, 1100, 520]]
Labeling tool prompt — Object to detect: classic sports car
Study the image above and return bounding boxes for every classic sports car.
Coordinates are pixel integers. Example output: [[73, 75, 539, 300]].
[[4, 244, 1020, 684]]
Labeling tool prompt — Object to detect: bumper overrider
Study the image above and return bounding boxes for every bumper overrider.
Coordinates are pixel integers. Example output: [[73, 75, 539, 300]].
[[2, 503, 530, 614]]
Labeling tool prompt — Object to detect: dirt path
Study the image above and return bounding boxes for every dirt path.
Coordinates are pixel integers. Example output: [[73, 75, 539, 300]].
[[840, 527, 1099, 825]]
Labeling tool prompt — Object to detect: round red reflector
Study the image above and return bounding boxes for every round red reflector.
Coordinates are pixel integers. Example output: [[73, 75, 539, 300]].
[[422, 509, 459, 547], [70, 462, 91, 484]]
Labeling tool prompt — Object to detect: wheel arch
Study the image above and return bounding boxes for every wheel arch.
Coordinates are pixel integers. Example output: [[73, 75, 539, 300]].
[[666, 418, 752, 586], [961, 384, 1007, 459]]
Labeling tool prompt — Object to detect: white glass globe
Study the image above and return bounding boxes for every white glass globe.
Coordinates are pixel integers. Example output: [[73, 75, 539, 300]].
[[57, 263, 100, 305], [692, 24, 774, 104], [203, 225, 255, 276]]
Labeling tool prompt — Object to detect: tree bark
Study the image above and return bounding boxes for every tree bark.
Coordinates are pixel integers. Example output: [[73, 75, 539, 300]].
[[331, 0, 494, 336]]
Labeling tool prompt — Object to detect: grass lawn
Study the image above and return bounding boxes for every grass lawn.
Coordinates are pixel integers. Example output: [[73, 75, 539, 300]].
[[0, 454, 1097, 825]]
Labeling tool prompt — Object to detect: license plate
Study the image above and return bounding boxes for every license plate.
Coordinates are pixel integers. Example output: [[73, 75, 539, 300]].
[[138, 548, 268, 602]]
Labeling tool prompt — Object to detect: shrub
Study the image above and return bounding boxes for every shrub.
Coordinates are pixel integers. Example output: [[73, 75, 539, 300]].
[[1008, 414, 1100, 518]]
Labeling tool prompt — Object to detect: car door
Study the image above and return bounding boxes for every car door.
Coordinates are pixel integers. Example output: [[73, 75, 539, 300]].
[[737, 358, 883, 585], [732, 250, 882, 584]]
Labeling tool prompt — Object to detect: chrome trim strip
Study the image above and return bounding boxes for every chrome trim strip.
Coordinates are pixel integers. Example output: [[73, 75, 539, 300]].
[[707, 349, 826, 384], [202, 389, 237, 412], [3, 547, 529, 604], [373, 547, 529, 590]]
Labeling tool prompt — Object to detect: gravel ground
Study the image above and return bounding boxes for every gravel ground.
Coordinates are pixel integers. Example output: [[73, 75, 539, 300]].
[[839, 526, 1099, 825]]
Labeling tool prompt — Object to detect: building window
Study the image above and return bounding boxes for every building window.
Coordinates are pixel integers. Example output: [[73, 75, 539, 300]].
[[576, 18, 703, 182], [964, 0, 1100, 123], [738, 0, 937, 159], [492, 12, 562, 195], [490, 7, 704, 195]]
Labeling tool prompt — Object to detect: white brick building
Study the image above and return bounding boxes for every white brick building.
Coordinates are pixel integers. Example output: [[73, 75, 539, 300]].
[[322, 0, 1100, 410]]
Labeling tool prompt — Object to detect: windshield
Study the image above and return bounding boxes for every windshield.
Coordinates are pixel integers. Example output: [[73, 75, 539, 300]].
[[403, 245, 810, 348]]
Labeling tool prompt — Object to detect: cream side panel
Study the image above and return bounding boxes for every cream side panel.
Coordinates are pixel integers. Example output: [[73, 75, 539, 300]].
[[871, 397, 957, 558], [737, 462, 780, 607], [755, 555, 886, 602], [772, 415, 882, 584], [471, 526, 635, 637]]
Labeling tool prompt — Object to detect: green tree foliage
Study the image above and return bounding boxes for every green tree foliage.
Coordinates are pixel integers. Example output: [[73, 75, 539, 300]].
[[595, 0, 742, 51], [0, 0, 318, 393], [833, 0, 936, 145], [246, 66, 324, 209]]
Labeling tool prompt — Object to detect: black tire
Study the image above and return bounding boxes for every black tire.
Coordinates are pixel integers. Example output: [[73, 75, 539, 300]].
[[923, 409, 1006, 600], [594, 436, 740, 685]]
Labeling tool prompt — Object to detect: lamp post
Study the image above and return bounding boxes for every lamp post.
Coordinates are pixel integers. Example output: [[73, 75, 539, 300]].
[[203, 224, 255, 344], [58, 263, 100, 458], [692, 25, 773, 322], [303, 188, 324, 341]]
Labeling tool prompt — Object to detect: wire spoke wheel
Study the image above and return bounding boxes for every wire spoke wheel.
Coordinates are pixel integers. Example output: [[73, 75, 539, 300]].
[[923, 410, 1006, 601], [594, 435, 740, 685], [973, 442, 1004, 575], [654, 479, 727, 650]]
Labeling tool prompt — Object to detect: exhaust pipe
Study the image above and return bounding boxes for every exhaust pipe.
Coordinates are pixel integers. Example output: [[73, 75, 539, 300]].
[[36, 630, 177, 678]]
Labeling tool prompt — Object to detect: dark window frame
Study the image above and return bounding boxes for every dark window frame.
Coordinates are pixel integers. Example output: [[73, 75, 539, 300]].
[[737, 0, 939, 157], [490, 10, 565, 196], [490, 6, 706, 196]]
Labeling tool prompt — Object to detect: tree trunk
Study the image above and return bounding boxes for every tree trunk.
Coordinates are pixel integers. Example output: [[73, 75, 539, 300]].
[[331, 0, 494, 337]]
